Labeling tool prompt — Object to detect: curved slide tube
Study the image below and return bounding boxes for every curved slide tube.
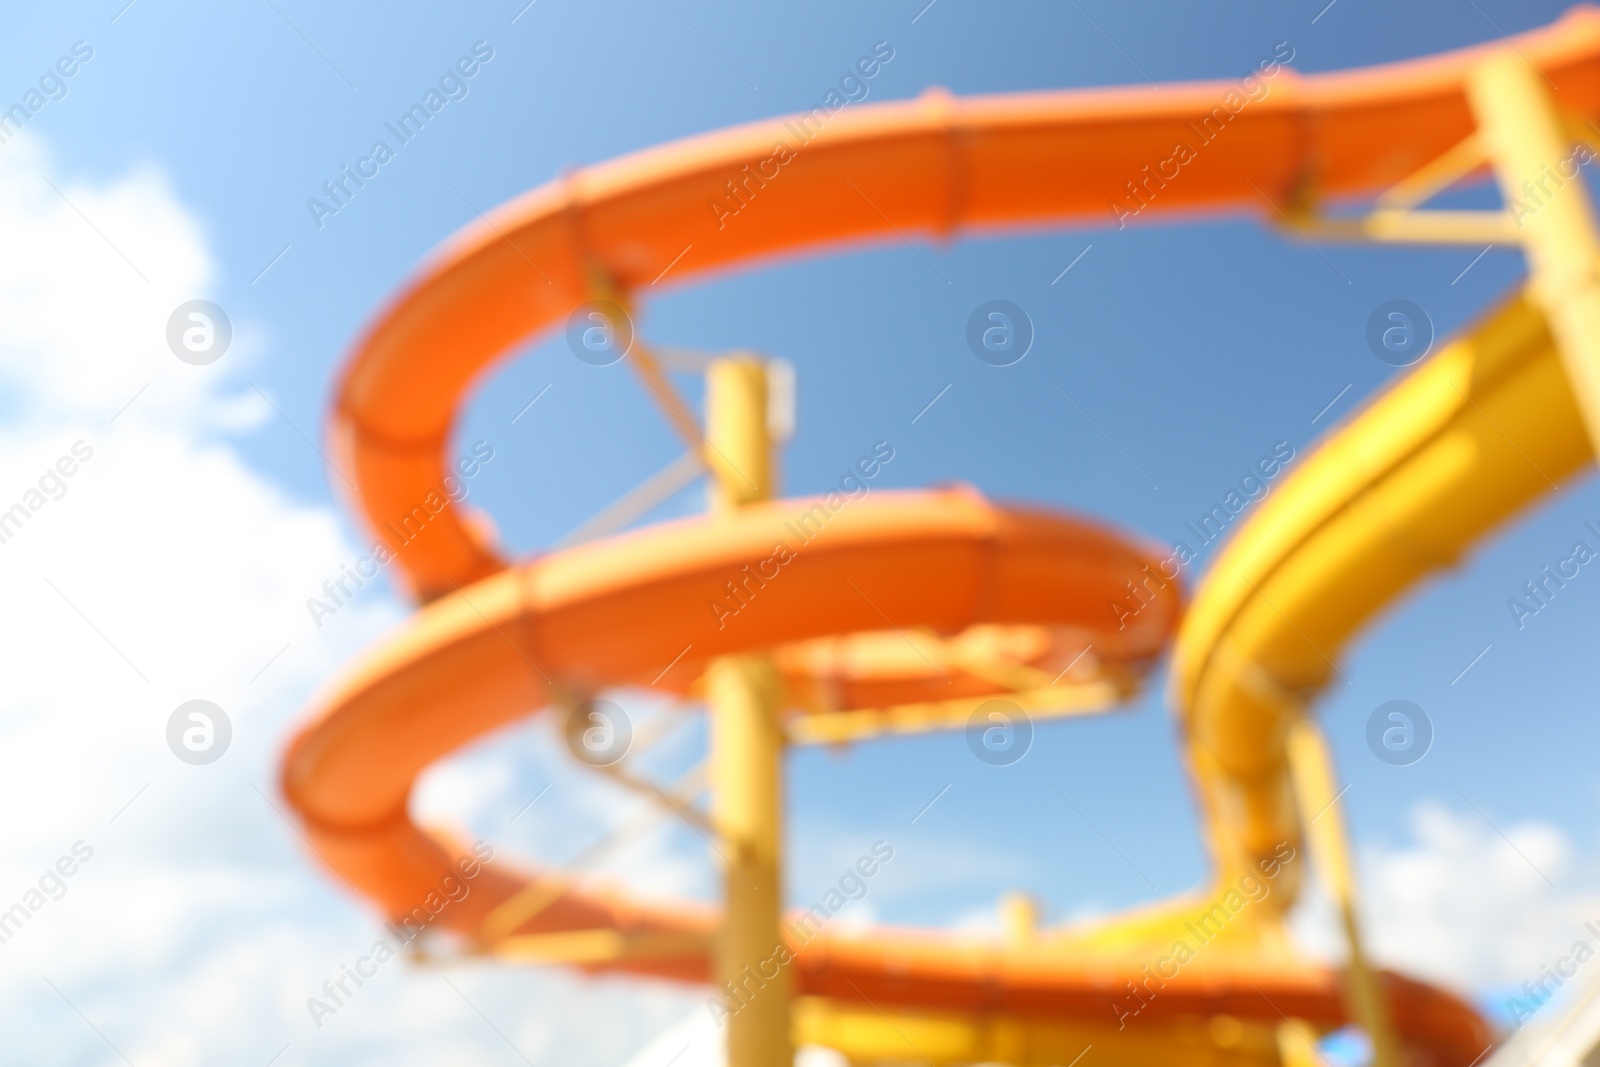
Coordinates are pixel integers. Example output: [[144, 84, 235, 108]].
[[1173, 289, 1589, 896], [283, 487, 1491, 1062], [281, 12, 1600, 1065], [285, 488, 1177, 966], [333, 9, 1600, 601]]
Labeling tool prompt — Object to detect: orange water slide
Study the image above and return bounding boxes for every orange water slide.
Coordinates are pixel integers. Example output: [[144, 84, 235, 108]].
[[336, 8, 1600, 603], [282, 487, 1488, 1063], [276, 14, 1600, 1066], [284, 487, 1176, 956]]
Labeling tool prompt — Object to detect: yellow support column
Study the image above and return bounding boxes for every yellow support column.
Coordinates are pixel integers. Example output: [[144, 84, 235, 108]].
[[1470, 53, 1600, 447], [705, 356, 792, 1067], [1286, 719, 1398, 1067]]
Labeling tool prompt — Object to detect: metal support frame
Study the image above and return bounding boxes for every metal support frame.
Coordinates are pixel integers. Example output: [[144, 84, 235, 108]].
[[1261, 52, 1600, 1067], [1288, 719, 1399, 1067], [705, 356, 793, 1067], [1470, 54, 1600, 453]]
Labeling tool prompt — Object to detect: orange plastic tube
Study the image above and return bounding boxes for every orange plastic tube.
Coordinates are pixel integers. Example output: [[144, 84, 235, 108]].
[[285, 487, 1175, 925], [282, 488, 1488, 1062], [334, 8, 1600, 602], [283, 16, 1600, 1063]]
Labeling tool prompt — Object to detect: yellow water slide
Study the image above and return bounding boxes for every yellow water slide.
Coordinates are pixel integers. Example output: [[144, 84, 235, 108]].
[[1175, 290, 1586, 902]]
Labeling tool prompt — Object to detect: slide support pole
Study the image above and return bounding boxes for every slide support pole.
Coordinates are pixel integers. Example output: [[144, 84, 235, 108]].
[[706, 356, 792, 1067], [1471, 52, 1600, 450], [1287, 719, 1399, 1067]]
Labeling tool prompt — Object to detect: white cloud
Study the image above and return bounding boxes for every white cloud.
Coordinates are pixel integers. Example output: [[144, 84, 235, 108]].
[[0, 131, 704, 1065], [1292, 802, 1600, 1003]]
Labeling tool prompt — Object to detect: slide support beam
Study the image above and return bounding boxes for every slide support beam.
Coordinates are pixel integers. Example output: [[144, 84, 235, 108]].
[[706, 357, 792, 1067], [1288, 719, 1399, 1067], [1471, 52, 1600, 451]]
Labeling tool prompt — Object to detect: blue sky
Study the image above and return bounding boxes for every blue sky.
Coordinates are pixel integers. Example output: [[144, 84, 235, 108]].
[[4, 0, 1600, 1062]]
